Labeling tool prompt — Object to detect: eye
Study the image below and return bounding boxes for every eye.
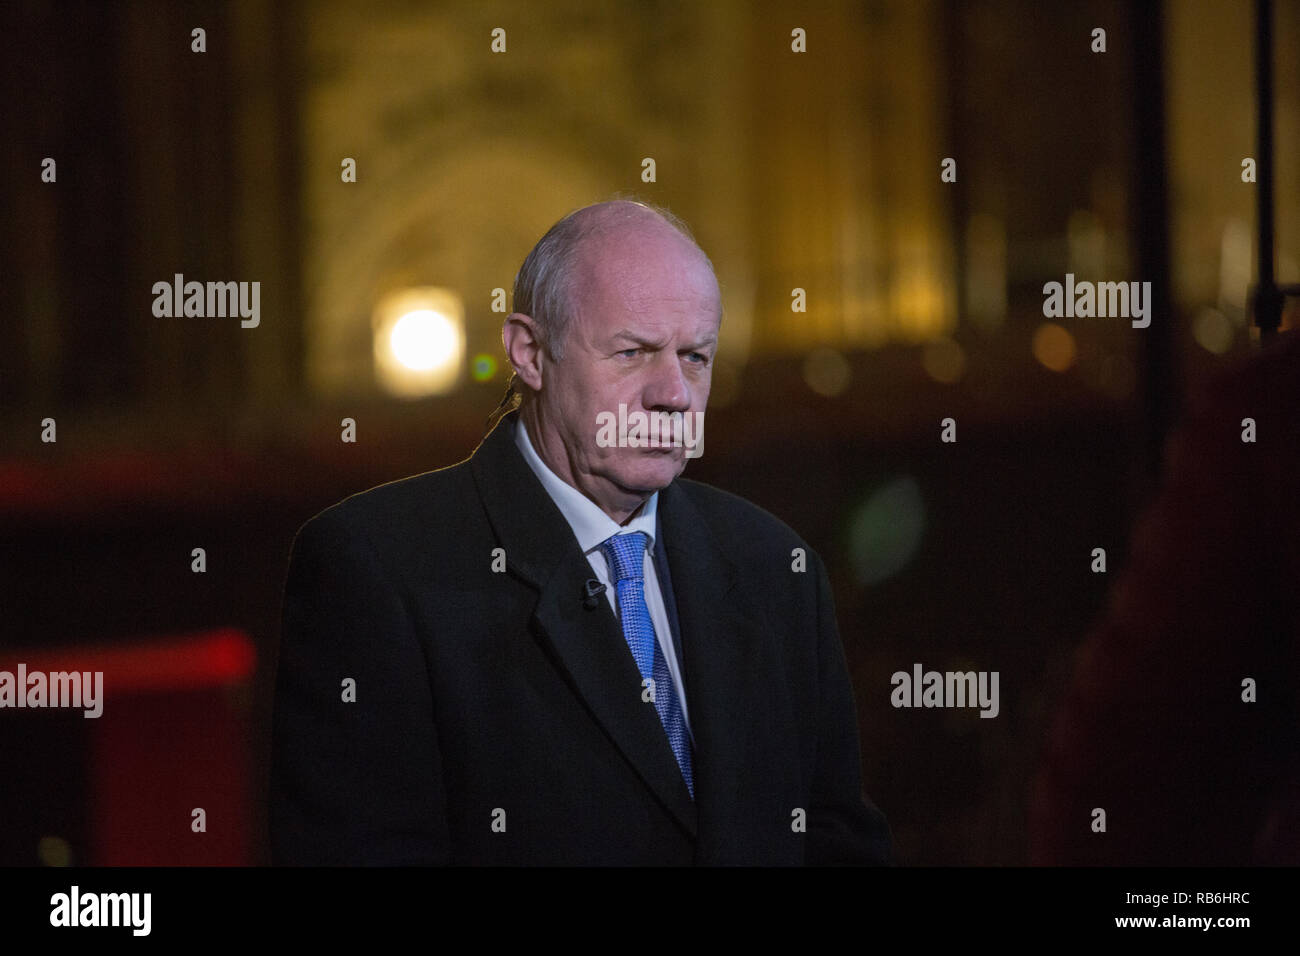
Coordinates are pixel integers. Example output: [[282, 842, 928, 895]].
[[618, 348, 640, 358], [686, 351, 710, 365]]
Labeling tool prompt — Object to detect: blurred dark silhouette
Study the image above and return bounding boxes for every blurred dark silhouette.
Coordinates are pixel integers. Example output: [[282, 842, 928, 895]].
[[1030, 329, 1300, 865]]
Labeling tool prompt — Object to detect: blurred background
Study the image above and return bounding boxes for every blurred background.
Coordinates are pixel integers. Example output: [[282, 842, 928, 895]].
[[2, 0, 1298, 865]]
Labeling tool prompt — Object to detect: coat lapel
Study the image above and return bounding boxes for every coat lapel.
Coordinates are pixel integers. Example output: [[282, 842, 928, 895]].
[[469, 412, 697, 838], [658, 478, 801, 863]]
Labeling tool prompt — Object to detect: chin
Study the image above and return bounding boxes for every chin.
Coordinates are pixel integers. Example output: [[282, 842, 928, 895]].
[[612, 456, 684, 493]]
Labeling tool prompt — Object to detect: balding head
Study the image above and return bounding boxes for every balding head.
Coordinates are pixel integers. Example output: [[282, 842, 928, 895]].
[[502, 200, 722, 523], [511, 200, 719, 361]]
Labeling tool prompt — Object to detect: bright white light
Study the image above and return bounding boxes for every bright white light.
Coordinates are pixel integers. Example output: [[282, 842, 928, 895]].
[[390, 309, 457, 371], [372, 288, 465, 397]]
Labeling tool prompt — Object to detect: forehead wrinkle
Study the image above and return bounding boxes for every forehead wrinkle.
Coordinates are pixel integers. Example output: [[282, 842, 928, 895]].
[[615, 249, 716, 314]]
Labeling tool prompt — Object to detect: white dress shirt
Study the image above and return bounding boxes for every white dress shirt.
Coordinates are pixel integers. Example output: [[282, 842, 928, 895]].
[[514, 417, 693, 739]]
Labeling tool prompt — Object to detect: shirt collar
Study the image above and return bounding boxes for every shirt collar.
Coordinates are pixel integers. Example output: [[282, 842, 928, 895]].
[[513, 415, 658, 557]]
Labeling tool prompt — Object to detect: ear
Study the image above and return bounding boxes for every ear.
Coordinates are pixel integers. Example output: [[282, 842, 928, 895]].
[[502, 313, 546, 391]]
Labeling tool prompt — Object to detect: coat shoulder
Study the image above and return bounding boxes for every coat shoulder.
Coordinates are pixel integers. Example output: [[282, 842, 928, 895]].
[[293, 458, 477, 552], [672, 477, 815, 559]]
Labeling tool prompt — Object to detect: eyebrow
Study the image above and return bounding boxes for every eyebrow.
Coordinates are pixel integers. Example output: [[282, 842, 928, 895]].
[[611, 330, 717, 350]]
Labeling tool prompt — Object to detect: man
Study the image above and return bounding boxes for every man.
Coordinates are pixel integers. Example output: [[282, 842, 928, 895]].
[[270, 199, 890, 865]]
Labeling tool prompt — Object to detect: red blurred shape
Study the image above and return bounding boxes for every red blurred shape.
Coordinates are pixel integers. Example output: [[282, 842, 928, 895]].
[[4, 628, 255, 694], [3, 628, 256, 866]]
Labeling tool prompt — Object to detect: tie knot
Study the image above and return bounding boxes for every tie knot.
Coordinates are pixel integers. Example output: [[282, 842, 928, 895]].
[[600, 531, 648, 583]]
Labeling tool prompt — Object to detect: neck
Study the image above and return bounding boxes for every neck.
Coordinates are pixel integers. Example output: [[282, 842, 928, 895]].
[[518, 404, 649, 524]]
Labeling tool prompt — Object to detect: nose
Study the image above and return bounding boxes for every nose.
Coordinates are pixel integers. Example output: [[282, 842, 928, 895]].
[[641, 350, 692, 413]]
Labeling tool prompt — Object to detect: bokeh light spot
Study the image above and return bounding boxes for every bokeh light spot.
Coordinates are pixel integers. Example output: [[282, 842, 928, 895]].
[[847, 476, 927, 586]]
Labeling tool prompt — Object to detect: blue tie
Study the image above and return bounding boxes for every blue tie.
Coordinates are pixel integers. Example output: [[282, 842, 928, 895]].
[[599, 531, 694, 799]]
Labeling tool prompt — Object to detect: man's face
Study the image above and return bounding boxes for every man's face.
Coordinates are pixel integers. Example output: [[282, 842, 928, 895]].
[[532, 226, 721, 521]]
